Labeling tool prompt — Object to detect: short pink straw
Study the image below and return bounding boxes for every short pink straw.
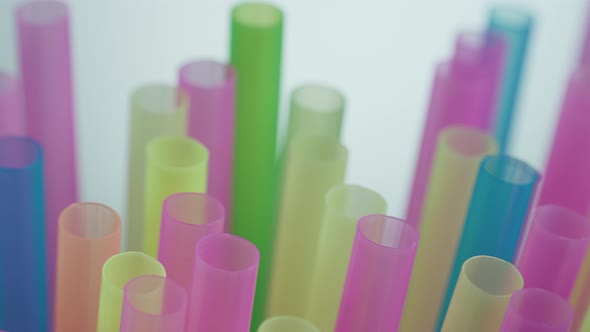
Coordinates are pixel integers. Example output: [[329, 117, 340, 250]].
[[335, 214, 419, 332], [0, 72, 25, 135], [178, 61, 235, 230]]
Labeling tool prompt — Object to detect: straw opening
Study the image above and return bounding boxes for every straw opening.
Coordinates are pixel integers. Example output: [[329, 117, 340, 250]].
[[535, 205, 590, 240], [18, 0, 68, 25], [197, 234, 259, 272], [124, 276, 187, 317], [358, 215, 418, 250], [102, 252, 165, 289], [509, 288, 573, 328], [442, 127, 496, 158], [61, 203, 121, 239], [463, 256, 523, 296], [490, 7, 533, 28], [0, 137, 42, 170], [233, 3, 282, 27], [147, 136, 208, 169], [325, 185, 386, 220], [163, 193, 224, 226], [293, 85, 344, 113], [181, 61, 234, 88], [259, 315, 320, 331], [483, 155, 538, 185], [133, 84, 187, 114]]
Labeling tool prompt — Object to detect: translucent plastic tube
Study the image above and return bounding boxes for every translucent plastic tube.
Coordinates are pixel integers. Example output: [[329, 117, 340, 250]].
[[157, 193, 224, 301], [0, 138, 48, 331], [54, 203, 122, 332], [400, 127, 497, 332], [97, 252, 166, 332], [186, 233, 259, 332], [143, 136, 208, 257], [580, 4, 590, 66], [500, 288, 573, 332], [120, 276, 187, 332], [125, 84, 187, 251], [0, 72, 24, 135], [16, 0, 79, 313], [488, 7, 534, 151], [306, 185, 386, 331], [230, 3, 283, 326], [334, 215, 419, 332], [268, 136, 347, 317], [258, 316, 320, 332], [440, 155, 539, 327], [405, 31, 505, 228], [517, 205, 590, 298], [441, 256, 524, 332], [178, 61, 234, 230]]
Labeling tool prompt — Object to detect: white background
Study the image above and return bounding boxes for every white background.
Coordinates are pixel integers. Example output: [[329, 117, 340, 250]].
[[0, 0, 586, 223]]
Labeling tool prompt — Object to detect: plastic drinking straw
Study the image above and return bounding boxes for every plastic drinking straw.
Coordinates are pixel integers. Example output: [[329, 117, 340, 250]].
[[230, 3, 283, 326], [16, 1, 79, 314], [178, 61, 234, 230], [488, 6, 534, 151], [334, 215, 418, 332], [405, 31, 505, 228], [143, 136, 208, 257], [267, 135, 348, 317], [258, 316, 320, 332], [0, 72, 24, 135], [186, 233, 259, 332], [400, 127, 498, 332], [120, 276, 187, 332], [0, 137, 48, 331], [54, 203, 122, 332], [517, 205, 590, 298], [126, 84, 188, 251], [441, 255, 524, 332], [157, 193, 224, 300], [580, 3, 590, 66], [97, 251, 166, 332], [500, 288, 573, 332], [438, 154, 539, 328], [306, 184, 386, 331]]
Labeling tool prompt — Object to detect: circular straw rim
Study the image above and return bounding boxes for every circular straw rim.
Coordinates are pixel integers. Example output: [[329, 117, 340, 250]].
[[162, 192, 225, 227], [179, 60, 236, 89], [146, 136, 209, 171], [16, 0, 69, 26], [506, 288, 573, 330], [482, 154, 539, 186], [324, 184, 387, 220], [489, 6, 534, 31], [292, 84, 345, 114], [102, 251, 166, 290], [258, 315, 320, 331], [123, 275, 187, 318], [357, 214, 418, 252], [195, 233, 260, 273], [131, 83, 189, 115], [59, 202, 122, 240], [439, 126, 497, 160], [232, 2, 283, 28], [462, 255, 524, 298], [532, 205, 590, 241]]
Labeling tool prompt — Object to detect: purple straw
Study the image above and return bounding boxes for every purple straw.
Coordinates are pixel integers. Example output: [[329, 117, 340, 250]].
[[0, 72, 25, 135], [406, 32, 505, 227], [120, 276, 188, 332], [178, 61, 235, 229], [186, 233, 259, 332], [500, 288, 573, 332], [517, 205, 590, 298], [15, 0, 78, 317], [158, 193, 225, 301], [335, 215, 419, 332]]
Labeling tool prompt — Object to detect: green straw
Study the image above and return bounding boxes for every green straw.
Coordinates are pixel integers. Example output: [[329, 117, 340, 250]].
[[230, 3, 283, 328]]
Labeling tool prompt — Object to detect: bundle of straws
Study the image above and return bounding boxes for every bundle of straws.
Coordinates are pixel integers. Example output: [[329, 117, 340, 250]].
[[1, 0, 590, 331]]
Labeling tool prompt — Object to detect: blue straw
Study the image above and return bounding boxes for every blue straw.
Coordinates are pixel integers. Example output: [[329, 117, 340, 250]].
[[488, 7, 534, 152], [0, 137, 48, 332], [437, 154, 539, 329]]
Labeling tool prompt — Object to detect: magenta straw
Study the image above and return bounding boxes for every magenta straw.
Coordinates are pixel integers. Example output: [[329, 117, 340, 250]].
[[178, 61, 235, 229], [15, 0, 78, 313], [0, 72, 25, 135], [500, 288, 573, 332], [335, 215, 419, 332], [158, 193, 225, 301], [517, 205, 590, 298], [186, 233, 259, 332], [120, 275, 188, 332], [539, 69, 590, 214], [406, 32, 505, 227]]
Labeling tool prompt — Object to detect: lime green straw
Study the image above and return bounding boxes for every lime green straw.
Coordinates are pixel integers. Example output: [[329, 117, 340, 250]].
[[230, 3, 283, 327], [143, 136, 208, 257]]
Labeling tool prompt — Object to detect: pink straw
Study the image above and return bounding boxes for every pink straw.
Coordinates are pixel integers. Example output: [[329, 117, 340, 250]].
[[539, 69, 590, 213], [186, 233, 259, 332], [500, 288, 573, 332], [0, 72, 25, 135], [335, 214, 419, 332], [517, 205, 590, 298], [178, 61, 235, 230], [15, 0, 78, 312], [405, 32, 505, 227], [157, 193, 225, 300], [120, 275, 188, 332]]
